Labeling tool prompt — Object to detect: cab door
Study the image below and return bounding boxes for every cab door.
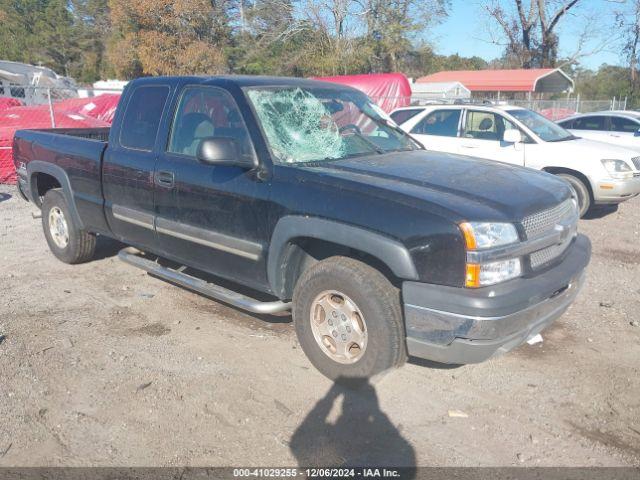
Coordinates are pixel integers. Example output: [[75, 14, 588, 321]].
[[458, 109, 525, 166], [568, 115, 609, 142], [153, 85, 272, 291], [103, 84, 171, 250], [607, 116, 640, 149]]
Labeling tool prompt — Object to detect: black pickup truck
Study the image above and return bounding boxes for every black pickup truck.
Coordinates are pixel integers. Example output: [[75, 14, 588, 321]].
[[13, 76, 591, 380]]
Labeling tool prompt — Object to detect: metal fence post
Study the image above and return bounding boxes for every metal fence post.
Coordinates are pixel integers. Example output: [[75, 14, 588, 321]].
[[47, 88, 56, 128]]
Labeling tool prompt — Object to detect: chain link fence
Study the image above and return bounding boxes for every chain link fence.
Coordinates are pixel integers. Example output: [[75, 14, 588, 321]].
[[0, 87, 122, 183], [368, 95, 630, 121], [507, 98, 628, 121], [0, 86, 632, 183]]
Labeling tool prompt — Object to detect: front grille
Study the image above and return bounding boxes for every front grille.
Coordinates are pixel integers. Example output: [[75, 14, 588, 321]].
[[521, 199, 578, 270], [530, 243, 568, 269], [632, 157, 640, 170], [521, 199, 574, 239]]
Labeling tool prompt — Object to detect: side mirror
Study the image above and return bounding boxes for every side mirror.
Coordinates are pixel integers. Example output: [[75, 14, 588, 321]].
[[635, 128, 640, 137], [503, 129, 522, 143], [196, 137, 255, 168]]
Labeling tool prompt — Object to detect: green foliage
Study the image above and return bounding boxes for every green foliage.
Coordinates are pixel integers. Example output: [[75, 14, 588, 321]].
[[0, 0, 108, 81], [574, 66, 639, 107]]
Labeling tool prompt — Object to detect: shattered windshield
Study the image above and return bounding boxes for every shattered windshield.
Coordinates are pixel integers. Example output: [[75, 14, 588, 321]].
[[246, 86, 420, 164]]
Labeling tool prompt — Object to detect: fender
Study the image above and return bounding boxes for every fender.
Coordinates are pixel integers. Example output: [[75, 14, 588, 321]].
[[27, 161, 84, 230], [267, 215, 419, 297]]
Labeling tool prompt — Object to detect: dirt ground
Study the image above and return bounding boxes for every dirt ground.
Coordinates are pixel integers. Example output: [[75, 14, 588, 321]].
[[0, 183, 638, 467]]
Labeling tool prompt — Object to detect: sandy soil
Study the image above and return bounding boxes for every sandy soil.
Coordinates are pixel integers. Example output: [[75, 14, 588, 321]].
[[0, 184, 638, 467]]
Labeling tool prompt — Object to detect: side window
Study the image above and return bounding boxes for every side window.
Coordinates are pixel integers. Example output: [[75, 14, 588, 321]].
[[120, 85, 170, 151], [463, 111, 501, 141], [610, 116, 639, 133], [168, 87, 253, 158], [558, 119, 573, 128], [573, 116, 605, 131], [390, 108, 424, 125], [411, 109, 461, 137]]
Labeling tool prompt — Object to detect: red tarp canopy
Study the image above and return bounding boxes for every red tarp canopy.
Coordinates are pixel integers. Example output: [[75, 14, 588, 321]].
[[0, 98, 24, 111], [312, 73, 412, 113], [54, 94, 121, 124], [0, 98, 114, 184]]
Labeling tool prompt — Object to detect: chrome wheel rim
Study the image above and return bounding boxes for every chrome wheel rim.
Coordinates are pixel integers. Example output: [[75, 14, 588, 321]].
[[310, 290, 368, 364], [48, 206, 69, 249]]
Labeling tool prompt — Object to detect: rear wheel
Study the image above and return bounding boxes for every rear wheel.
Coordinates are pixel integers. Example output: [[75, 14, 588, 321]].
[[557, 173, 591, 217], [42, 189, 96, 264], [293, 256, 406, 381]]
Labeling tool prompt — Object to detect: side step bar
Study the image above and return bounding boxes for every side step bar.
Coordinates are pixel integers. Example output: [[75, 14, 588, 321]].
[[118, 247, 292, 314]]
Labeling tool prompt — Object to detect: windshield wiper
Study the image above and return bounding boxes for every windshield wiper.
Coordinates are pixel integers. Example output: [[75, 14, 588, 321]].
[[343, 130, 385, 154], [376, 117, 422, 150]]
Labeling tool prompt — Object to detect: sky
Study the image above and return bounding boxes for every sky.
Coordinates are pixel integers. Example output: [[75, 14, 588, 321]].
[[431, 0, 624, 70]]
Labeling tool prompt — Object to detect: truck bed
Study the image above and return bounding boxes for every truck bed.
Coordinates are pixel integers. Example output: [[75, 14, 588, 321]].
[[24, 127, 111, 142], [14, 127, 111, 235]]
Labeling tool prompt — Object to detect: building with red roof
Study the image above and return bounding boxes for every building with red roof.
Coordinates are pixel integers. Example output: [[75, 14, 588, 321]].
[[416, 68, 573, 100]]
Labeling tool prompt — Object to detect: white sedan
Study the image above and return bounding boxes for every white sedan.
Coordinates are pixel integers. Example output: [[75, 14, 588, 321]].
[[390, 104, 640, 216], [556, 111, 640, 151]]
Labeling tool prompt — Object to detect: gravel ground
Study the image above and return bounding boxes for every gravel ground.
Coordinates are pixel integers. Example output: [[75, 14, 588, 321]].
[[0, 183, 638, 467]]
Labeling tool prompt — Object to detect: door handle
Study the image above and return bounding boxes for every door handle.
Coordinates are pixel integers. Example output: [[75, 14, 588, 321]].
[[461, 144, 478, 149], [155, 171, 175, 188]]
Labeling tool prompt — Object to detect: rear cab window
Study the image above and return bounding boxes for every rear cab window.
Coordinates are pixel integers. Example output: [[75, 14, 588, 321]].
[[119, 85, 170, 151], [411, 109, 461, 137]]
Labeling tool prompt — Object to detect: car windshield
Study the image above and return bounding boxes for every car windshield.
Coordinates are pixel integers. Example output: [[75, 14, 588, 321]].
[[507, 108, 575, 142], [245, 86, 421, 164]]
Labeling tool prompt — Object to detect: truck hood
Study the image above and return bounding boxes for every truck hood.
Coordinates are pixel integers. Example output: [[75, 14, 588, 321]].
[[306, 150, 572, 222]]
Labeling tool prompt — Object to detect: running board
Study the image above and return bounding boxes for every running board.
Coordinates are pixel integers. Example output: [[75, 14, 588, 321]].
[[118, 247, 292, 314]]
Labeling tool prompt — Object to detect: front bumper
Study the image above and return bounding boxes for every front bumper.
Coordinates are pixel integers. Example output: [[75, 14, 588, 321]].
[[594, 175, 640, 204], [403, 234, 591, 364]]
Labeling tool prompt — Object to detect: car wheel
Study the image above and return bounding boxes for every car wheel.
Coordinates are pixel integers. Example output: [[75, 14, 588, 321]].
[[42, 189, 96, 264], [293, 256, 406, 381], [557, 173, 591, 217]]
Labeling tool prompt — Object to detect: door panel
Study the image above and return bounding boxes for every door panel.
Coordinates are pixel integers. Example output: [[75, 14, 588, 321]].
[[459, 110, 525, 166], [410, 109, 461, 154], [103, 85, 171, 248], [154, 86, 271, 291]]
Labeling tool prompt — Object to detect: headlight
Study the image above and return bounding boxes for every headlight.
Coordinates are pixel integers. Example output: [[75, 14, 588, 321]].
[[601, 159, 633, 179], [460, 222, 521, 287], [459, 222, 519, 249], [465, 259, 522, 288]]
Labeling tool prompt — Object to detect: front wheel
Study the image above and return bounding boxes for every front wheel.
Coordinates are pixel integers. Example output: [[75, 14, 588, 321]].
[[556, 173, 591, 217], [292, 256, 406, 381], [42, 189, 96, 264]]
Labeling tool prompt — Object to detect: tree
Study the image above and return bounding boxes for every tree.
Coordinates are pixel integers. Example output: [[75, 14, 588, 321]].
[[617, 0, 640, 90], [107, 0, 232, 78], [0, 0, 84, 75], [36, 0, 82, 76], [483, 0, 586, 68]]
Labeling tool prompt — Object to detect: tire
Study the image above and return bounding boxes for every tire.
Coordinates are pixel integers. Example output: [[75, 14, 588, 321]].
[[41, 189, 96, 264], [292, 256, 406, 382], [556, 173, 591, 218]]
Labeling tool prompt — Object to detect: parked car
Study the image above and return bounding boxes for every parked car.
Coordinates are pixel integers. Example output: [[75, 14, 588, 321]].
[[14, 76, 590, 380], [557, 111, 640, 150], [391, 104, 640, 217]]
